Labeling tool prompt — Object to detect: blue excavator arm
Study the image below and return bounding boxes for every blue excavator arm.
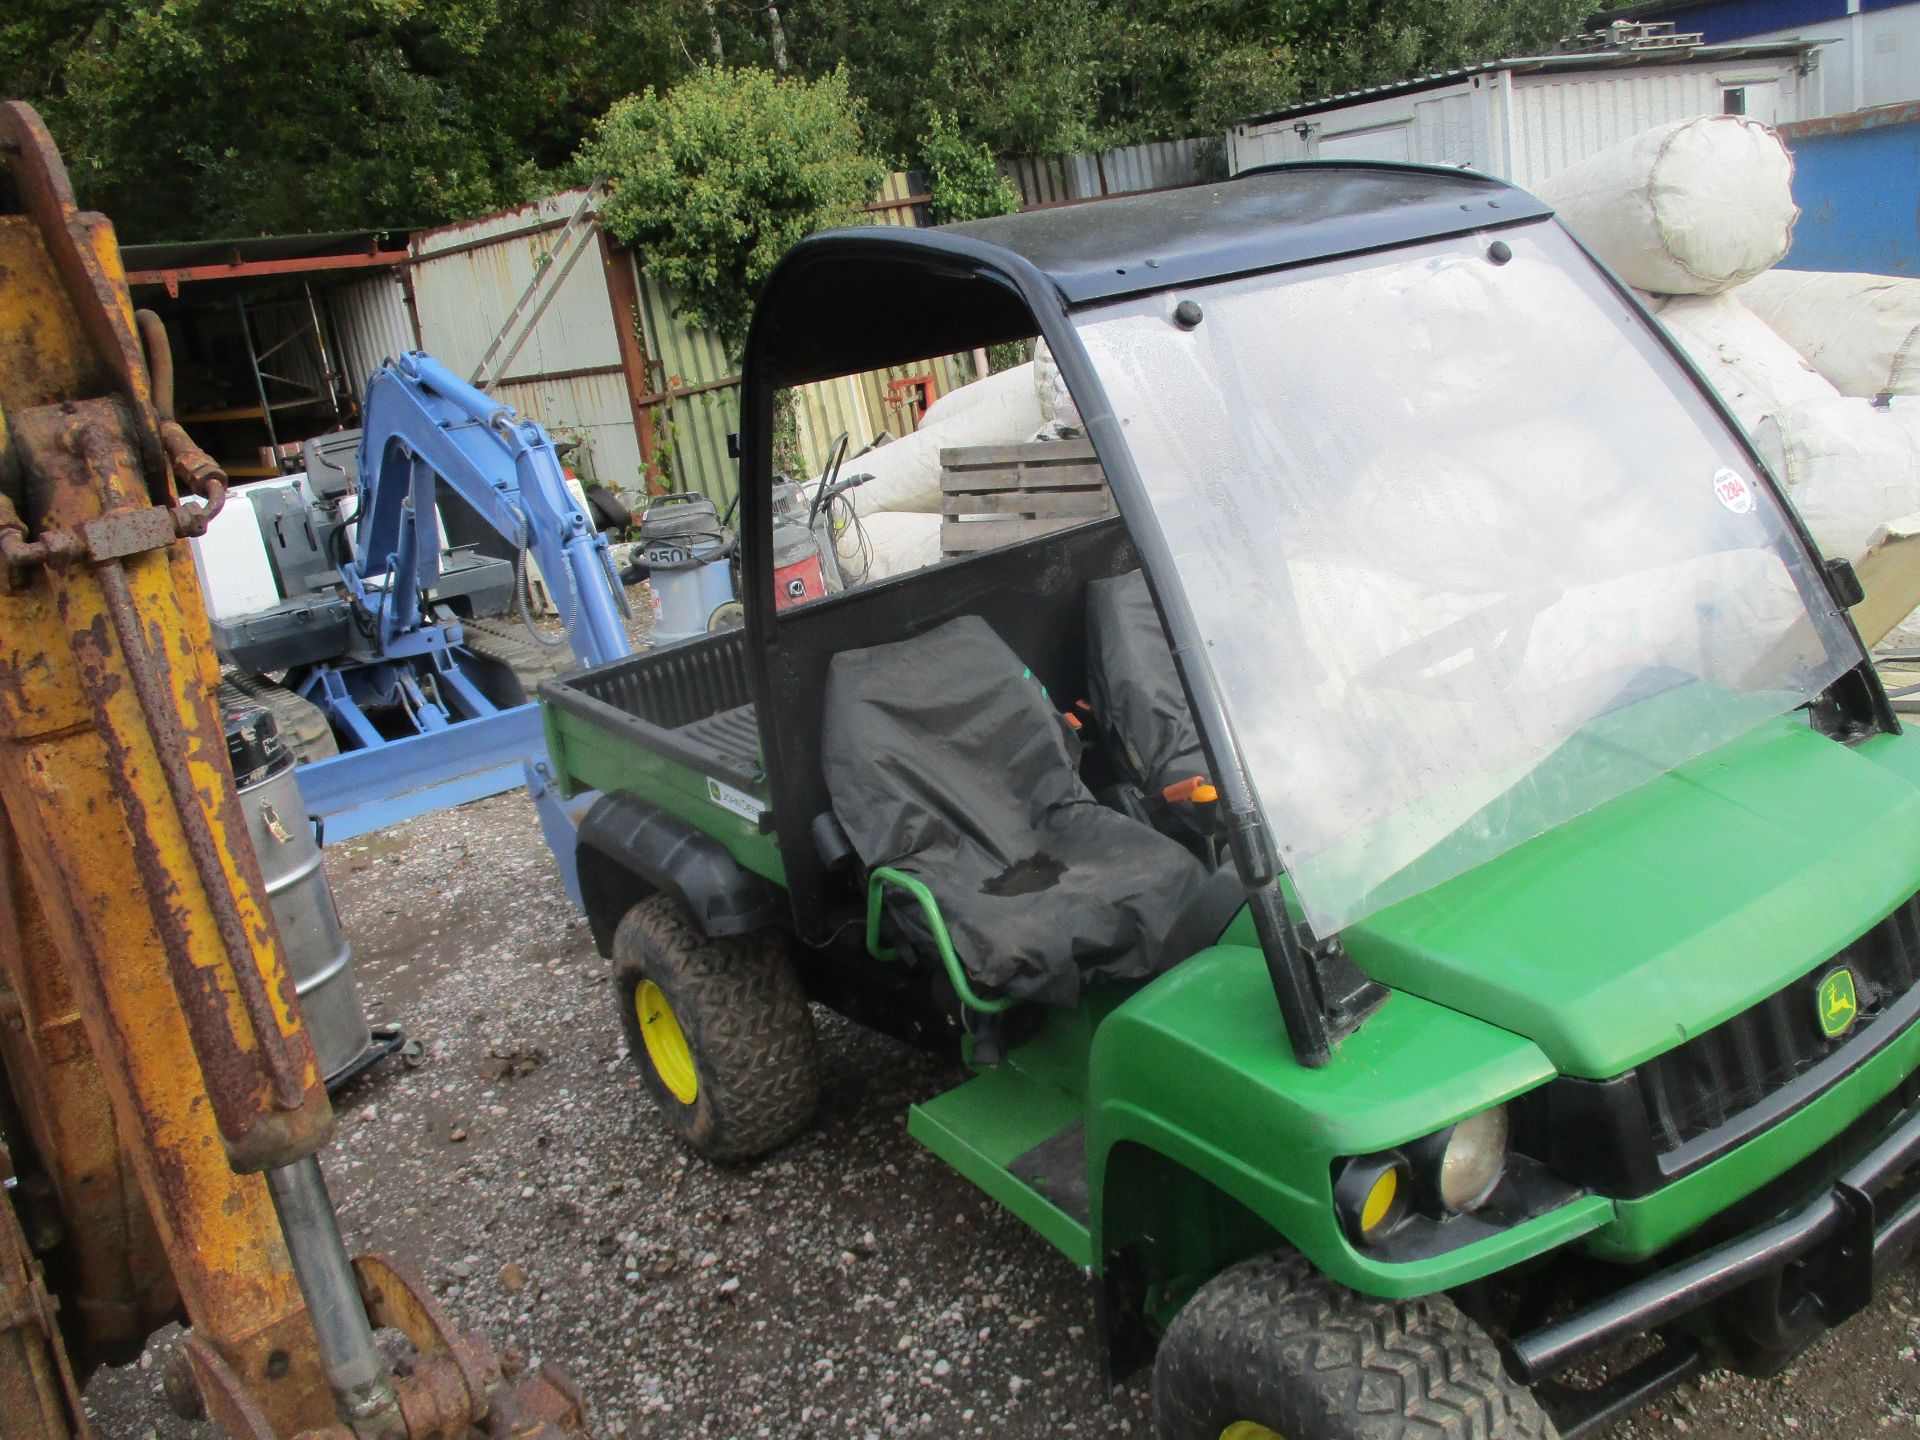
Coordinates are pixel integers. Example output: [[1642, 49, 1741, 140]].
[[288, 352, 632, 846], [352, 351, 630, 669]]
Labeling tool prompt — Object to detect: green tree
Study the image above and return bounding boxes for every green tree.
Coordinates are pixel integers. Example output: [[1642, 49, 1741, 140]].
[[579, 65, 885, 354], [5, 0, 694, 241], [783, 0, 1593, 159], [4, 0, 1598, 241], [919, 110, 1021, 225]]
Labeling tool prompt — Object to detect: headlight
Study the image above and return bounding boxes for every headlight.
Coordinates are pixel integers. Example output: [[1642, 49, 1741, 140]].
[[1436, 1106, 1509, 1212], [1333, 1153, 1409, 1245], [1337, 1104, 1512, 1244]]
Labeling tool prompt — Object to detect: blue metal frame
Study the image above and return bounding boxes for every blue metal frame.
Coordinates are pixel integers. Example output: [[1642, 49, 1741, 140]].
[[298, 704, 548, 844]]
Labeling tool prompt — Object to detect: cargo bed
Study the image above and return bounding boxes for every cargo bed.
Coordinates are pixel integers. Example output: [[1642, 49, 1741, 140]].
[[539, 628, 758, 790], [538, 627, 783, 882]]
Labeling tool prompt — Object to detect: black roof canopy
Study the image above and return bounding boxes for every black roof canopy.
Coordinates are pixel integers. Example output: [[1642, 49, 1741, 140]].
[[754, 163, 1551, 385]]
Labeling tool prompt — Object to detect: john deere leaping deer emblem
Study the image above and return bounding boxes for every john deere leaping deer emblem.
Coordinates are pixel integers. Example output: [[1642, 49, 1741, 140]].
[[1817, 968, 1859, 1039]]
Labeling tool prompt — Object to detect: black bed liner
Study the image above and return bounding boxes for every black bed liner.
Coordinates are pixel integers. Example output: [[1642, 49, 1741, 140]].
[[539, 628, 763, 791]]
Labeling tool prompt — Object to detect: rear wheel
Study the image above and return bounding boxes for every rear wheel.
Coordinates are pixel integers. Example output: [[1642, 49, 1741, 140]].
[[1153, 1251, 1556, 1440], [611, 895, 818, 1162]]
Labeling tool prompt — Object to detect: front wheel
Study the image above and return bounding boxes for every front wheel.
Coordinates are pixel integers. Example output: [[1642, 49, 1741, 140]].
[[1152, 1252, 1556, 1440], [611, 895, 819, 1162]]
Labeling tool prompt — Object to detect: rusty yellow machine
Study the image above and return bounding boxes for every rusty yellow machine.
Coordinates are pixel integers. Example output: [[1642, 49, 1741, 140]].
[[0, 102, 594, 1438]]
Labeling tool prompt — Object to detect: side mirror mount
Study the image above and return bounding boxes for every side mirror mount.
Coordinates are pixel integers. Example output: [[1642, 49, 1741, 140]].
[[1825, 557, 1865, 609], [726, 431, 741, 460]]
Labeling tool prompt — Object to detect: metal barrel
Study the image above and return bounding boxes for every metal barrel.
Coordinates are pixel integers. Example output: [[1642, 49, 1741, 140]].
[[225, 708, 373, 1082]]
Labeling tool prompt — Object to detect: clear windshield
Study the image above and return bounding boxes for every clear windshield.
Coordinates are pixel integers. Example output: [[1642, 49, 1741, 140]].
[[1075, 224, 1858, 936]]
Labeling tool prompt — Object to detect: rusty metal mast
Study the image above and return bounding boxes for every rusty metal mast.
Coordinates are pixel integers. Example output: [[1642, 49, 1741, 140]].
[[0, 100, 592, 1439]]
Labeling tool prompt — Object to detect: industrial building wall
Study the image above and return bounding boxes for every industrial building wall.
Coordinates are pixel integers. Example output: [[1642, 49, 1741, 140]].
[[1633, 2, 1920, 115], [1228, 79, 1494, 171]]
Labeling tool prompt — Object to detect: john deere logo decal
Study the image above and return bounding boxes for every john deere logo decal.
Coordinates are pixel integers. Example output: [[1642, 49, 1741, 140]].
[[1817, 968, 1859, 1039]]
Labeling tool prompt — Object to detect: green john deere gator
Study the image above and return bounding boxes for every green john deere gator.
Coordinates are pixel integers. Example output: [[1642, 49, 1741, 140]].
[[537, 163, 1920, 1438]]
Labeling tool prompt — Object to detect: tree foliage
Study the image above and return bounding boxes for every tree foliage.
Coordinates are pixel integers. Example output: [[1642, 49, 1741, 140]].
[[579, 65, 884, 354], [3, 0, 692, 241], [4, 0, 1596, 243], [779, 0, 1595, 159], [920, 111, 1021, 225]]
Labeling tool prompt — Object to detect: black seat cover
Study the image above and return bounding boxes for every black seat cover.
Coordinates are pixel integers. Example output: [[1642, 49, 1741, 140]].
[[822, 615, 1210, 1006], [1086, 570, 1208, 794]]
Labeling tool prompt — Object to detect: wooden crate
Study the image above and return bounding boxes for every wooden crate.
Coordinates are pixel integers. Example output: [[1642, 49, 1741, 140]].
[[939, 438, 1113, 556]]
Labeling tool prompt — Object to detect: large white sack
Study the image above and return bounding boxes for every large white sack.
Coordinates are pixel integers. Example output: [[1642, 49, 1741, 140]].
[[1737, 269, 1920, 398], [1755, 397, 1920, 560], [833, 509, 944, 584], [1656, 293, 1837, 433], [832, 363, 1044, 516], [1536, 116, 1797, 296]]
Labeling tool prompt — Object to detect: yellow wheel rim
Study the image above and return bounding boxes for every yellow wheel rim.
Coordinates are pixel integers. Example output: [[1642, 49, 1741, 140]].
[[1219, 1426, 1286, 1440], [636, 980, 698, 1105]]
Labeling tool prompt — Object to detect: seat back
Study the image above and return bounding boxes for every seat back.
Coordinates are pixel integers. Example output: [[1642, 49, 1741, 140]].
[[822, 615, 1082, 877], [1085, 570, 1208, 795]]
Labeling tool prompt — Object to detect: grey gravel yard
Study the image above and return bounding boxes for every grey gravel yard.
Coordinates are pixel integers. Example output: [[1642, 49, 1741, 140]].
[[87, 787, 1920, 1439]]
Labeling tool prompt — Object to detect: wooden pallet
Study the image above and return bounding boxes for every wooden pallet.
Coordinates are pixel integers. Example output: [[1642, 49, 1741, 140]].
[[939, 439, 1113, 556]]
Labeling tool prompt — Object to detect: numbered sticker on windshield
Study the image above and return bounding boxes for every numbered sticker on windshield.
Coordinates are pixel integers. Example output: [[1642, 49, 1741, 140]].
[[1712, 466, 1755, 515]]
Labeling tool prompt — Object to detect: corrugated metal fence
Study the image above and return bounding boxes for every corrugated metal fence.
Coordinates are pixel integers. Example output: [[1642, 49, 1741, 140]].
[[1001, 136, 1219, 207], [407, 191, 650, 498]]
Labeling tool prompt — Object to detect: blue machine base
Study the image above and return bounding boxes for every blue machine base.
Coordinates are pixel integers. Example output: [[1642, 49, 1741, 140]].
[[298, 703, 546, 844]]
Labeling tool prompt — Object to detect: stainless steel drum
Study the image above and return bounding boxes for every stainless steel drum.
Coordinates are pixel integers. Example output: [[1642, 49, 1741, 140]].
[[225, 706, 373, 1082]]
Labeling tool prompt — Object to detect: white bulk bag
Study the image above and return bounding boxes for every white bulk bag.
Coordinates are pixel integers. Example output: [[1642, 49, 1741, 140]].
[[829, 363, 1044, 516], [1755, 397, 1920, 561], [833, 509, 944, 584], [1536, 116, 1797, 296], [1655, 293, 1837, 433], [1737, 269, 1920, 398]]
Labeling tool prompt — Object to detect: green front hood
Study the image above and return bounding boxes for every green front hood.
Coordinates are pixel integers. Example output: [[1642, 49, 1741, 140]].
[[1345, 717, 1920, 1078]]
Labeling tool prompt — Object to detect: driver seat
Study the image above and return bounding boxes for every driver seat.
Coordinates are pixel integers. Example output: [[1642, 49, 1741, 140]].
[[821, 615, 1230, 1007]]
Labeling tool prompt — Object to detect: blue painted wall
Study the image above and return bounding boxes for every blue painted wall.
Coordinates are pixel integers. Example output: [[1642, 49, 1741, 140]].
[[1781, 114, 1920, 274], [1638, 0, 1848, 43]]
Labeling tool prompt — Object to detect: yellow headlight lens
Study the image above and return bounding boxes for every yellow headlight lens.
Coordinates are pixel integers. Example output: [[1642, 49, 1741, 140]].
[[1335, 1154, 1409, 1244], [1360, 1165, 1399, 1233]]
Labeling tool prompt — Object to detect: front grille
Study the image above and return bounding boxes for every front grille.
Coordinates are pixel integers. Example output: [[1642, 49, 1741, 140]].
[[1640, 891, 1920, 1155], [1519, 891, 1920, 1199]]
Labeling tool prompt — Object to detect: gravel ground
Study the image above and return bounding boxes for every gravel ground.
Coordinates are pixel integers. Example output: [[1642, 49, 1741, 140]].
[[86, 787, 1920, 1439]]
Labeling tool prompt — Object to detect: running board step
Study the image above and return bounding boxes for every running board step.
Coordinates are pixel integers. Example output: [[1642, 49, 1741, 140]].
[[909, 1068, 1091, 1268]]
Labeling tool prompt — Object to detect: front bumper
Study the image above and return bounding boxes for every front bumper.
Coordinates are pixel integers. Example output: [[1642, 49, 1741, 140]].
[[1505, 1095, 1920, 1382]]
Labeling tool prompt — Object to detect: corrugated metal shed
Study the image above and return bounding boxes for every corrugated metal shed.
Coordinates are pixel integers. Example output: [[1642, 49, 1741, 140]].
[[1229, 39, 1813, 182], [386, 172, 1002, 507], [633, 260, 739, 503]]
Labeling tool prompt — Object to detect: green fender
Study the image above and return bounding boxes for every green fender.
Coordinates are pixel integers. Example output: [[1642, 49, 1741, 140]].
[[1085, 946, 1613, 1299]]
